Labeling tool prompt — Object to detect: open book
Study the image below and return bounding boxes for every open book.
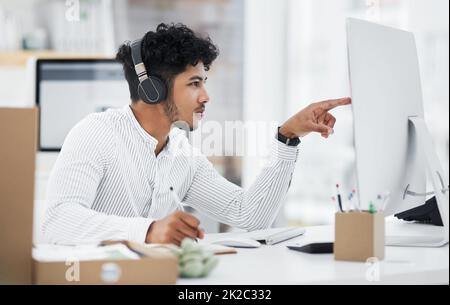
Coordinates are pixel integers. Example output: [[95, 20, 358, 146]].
[[101, 240, 237, 256]]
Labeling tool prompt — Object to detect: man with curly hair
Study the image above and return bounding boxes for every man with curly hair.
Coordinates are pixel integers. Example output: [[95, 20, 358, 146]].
[[43, 23, 350, 246]]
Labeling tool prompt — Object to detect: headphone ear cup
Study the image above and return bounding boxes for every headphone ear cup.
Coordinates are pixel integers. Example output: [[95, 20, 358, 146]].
[[138, 76, 167, 104]]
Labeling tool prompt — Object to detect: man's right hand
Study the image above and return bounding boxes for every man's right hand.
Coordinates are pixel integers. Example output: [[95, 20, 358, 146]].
[[145, 210, 204, 245]]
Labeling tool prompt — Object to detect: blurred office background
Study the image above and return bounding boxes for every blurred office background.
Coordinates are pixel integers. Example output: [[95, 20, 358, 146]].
[[0, 0, 448, 236]]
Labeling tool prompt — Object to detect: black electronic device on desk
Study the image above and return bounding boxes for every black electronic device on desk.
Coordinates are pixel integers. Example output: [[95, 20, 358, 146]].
[[395, 196, 444, 226], [287, 242, 334, 254]]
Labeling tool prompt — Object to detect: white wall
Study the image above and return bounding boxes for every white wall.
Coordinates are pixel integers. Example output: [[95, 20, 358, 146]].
[[242, 0, 290, 226]]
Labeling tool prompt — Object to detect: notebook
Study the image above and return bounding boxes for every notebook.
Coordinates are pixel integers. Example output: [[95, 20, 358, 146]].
[[102, 240, 237, 256]]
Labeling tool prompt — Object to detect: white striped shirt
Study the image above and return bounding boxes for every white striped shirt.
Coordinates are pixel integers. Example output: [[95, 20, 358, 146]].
[[42, 105, 299, 245]]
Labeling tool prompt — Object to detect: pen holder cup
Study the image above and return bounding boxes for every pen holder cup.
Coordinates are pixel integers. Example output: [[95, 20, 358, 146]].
[[334, 212, 385, 262]]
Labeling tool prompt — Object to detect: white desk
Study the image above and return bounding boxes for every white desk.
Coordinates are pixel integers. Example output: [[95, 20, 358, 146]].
[[178, 220, 449, 285]]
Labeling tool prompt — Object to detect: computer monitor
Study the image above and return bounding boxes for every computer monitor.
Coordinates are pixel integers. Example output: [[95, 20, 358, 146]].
[[347, 18, 449, 247], [35, 59, 129, 151]]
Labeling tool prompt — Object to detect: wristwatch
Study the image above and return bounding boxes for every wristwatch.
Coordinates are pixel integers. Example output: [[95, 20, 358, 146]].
[[277, 127, 301, 147]]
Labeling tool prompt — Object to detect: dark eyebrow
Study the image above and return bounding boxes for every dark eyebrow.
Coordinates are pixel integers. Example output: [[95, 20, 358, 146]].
[[188, 76, 207, 82]]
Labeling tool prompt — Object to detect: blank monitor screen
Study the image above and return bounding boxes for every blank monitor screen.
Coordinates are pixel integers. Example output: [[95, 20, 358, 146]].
[[36, 59, 130, 151]]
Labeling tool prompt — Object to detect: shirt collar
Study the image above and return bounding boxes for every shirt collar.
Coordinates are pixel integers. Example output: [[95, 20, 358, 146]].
[[123, 104, 180, 155]]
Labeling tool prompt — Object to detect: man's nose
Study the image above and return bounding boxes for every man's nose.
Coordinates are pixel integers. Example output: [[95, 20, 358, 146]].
[[199, 88, 210, 104]]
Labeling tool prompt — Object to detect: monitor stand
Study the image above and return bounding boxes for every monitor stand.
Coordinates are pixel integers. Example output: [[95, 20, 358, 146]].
[[386, 117, 449, 248]]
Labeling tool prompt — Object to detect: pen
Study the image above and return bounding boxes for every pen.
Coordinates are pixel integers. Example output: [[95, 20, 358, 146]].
[[376, 194, 382, 212], [169, 186, 185, 212], [331, 196, 340, 213], [336, 184, 344, 212], [348, 190, 353, 210], [348, 189, 358, 211], [380, 191, 390, 212], [169, 186, 202, 242]]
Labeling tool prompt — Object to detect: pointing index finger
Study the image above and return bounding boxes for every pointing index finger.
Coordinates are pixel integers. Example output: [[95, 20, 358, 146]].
[[319, 97, 352, 111]]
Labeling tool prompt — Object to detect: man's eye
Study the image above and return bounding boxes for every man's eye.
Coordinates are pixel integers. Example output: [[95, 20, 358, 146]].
[[190, 82, 200, 87]]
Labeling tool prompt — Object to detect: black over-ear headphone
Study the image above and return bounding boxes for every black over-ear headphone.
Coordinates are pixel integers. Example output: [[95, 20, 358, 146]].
[[130, 39, 167, 104]]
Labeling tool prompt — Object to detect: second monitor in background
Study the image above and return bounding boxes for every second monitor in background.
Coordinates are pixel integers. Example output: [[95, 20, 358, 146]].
[[35, 59, 129, 151]]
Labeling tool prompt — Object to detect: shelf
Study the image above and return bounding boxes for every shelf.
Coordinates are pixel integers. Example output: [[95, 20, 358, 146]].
[[0, 51, 113, 66]]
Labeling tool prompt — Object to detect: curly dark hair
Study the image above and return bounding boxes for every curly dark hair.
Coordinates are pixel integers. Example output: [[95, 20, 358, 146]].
[[116, 23, 219, 102]]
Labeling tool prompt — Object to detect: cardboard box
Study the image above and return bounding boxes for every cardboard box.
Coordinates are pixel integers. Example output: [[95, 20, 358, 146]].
[[33, 255, 178, 285], [0, 107, 37, 284], [0, 107, 178, 284], [334, 211, 385, 262]]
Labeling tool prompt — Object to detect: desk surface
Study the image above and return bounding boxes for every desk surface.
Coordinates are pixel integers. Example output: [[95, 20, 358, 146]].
[[178, 220, 449, 285]]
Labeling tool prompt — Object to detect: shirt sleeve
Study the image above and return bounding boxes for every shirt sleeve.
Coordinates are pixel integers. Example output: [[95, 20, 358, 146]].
[[183, 137, 299, 231], [42, 115, 153, 245]]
